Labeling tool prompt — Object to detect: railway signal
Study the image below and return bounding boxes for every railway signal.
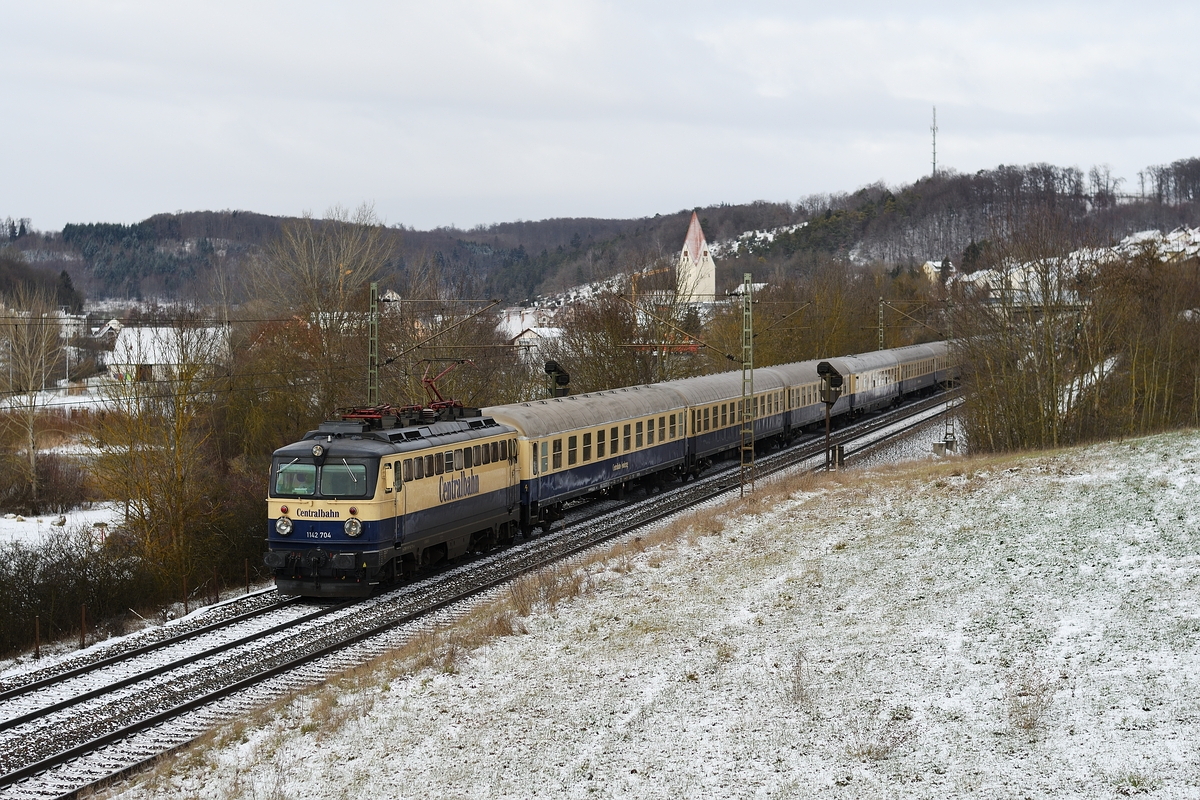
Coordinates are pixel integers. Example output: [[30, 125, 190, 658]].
[[817, 361, 843, 470]]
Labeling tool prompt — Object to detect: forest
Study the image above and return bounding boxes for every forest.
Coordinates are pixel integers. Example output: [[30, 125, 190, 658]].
[[5, 156, 1200, 307]]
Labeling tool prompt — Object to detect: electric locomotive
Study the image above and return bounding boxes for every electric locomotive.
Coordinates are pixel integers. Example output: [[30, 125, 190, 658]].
[[264, 405, 520, 597]]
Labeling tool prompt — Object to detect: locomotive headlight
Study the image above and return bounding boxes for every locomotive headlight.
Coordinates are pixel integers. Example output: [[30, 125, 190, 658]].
[[312, 444, 325, 457], [344, 518, 363, 537], [276, 516, 293, 536]]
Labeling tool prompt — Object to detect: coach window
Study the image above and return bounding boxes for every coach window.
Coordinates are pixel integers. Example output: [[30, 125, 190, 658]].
[[703, 407, 710, 431], [647, 420, 654, 445], [540, 441, 549, 473], [623, 424, 631, 451], [473, 445, 482, 466], [610, 427, 619, 454], [596, 430, 605, 458], [402, 459, 413, 482], [484, 443, 493, 464], [659, 416, 666, 442], [452, 449, 462, 471], [434, 452, 443, 474], [583, 432, 592, 461], [552, 439, 563, 469], [568, 435, 578, 465], [636, 421, 643, 448], [669, 414, 676, 439], [414, 456, 425, 480], [463, 447, 473, 469]]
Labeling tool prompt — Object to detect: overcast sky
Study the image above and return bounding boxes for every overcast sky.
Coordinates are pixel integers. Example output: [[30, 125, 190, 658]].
[[4, 1, 1197, 232]]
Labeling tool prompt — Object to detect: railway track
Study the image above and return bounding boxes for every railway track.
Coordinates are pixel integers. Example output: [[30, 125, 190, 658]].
[[0, 389, 958, 799]]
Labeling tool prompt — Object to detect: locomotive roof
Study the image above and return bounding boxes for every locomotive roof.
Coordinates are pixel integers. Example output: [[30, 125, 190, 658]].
[[272, 416, 515, 459]]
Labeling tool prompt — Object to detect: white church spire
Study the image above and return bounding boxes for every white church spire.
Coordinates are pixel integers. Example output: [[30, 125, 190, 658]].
[[677, 211, 716, 303]]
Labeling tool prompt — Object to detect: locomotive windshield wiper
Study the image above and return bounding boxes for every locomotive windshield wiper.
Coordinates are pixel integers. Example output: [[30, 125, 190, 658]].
[[279, 458, 299, 471], [341, 458, 358, 483]]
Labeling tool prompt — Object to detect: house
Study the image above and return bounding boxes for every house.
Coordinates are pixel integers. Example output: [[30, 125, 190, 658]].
[[107, 325, 230, 383]]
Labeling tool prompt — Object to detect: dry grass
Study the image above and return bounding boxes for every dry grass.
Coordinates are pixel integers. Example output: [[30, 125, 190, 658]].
[[1005, 658, 1057, 733], [785, 646, 816, 714], [843, 711, 917, 761]]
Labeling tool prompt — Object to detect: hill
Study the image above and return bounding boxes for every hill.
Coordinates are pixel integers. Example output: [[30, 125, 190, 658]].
[[103, 428, 1200, 798], [5, 156, 1200, 304]]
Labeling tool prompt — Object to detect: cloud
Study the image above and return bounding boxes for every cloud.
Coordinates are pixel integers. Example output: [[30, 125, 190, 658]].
[[2, 2, 1198, 230]]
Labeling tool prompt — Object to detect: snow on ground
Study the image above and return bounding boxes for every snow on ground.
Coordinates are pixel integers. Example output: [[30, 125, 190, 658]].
[[109, 431, 1200, 799], [0, 501, 122, 546]]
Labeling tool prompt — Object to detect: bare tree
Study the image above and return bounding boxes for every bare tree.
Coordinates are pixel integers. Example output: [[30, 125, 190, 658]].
[[251, 204, 396, 413], [90, 319, 226, 594], [0, 284, 62, 509]]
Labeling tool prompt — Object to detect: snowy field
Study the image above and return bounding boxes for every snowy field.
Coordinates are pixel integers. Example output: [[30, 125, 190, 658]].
[[0, 501, 121, 546], [107, 430, 1200, 799]]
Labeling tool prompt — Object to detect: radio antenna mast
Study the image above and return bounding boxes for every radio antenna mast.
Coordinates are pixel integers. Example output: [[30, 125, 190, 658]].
[[931, 106, 938, 177]]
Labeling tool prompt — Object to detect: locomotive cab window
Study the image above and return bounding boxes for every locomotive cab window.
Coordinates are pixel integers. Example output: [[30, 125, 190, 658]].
[[320, 462, 367, 497], [274, 462, 316, 496], [402, 459, 413, 482], [414, 456, 425, 480]]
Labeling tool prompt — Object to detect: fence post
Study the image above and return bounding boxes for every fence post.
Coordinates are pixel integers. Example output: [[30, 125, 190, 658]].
[[183, 575, 189, 616], [34, 615, 40, 660], [79, 604, 86, 649], [245, 558, 250, 595]]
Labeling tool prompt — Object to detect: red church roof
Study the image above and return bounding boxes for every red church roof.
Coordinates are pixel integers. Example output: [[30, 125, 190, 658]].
[[683, 211, 708, 264]]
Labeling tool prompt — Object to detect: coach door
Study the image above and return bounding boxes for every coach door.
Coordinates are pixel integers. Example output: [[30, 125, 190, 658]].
[[506, 437, 519, 510]]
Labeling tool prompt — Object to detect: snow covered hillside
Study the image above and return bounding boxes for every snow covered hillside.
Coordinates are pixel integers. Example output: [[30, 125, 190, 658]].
[[108, 430, 1200, 799]]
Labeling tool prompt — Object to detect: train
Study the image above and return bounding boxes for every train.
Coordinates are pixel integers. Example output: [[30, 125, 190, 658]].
[[263, 341, 956, 597]]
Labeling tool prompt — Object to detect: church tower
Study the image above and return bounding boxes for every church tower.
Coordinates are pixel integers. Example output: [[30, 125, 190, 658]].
[[677, 211, 716, 303]]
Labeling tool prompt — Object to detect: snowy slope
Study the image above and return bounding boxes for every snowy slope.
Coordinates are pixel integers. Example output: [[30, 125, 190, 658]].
[[106, 430, 1200, 799]]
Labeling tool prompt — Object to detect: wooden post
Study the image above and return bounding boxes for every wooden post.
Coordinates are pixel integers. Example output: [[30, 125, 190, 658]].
[[79, 604, 86, 649], [34, 615, 40, 660], [245, 558, 250, 595], [183, 575, 189, 615]]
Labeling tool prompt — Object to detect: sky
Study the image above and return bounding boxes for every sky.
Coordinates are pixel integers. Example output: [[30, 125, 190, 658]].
[[3, 1, 1198, 233]]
